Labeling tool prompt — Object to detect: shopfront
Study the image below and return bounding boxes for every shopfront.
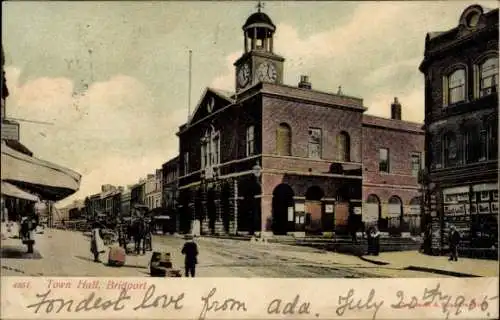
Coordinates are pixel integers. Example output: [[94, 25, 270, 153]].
[[436, 183, 498, 254]]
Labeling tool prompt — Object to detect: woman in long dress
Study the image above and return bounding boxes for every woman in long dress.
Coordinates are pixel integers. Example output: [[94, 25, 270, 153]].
[[90, 222, 105, 262]]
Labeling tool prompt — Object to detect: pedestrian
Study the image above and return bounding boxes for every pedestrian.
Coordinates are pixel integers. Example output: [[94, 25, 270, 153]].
[[90, 222, 105, 262], [134, 218, 146, 255], [181, 234, 198, 277], [366, 226, 374, 254], [371, 226, 381, 256], [348, 213, 358, 244], [448, 225, 460, 262]]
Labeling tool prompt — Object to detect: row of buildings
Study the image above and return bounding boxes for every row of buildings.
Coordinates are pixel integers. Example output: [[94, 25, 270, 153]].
[[67, 4, 498, 256]]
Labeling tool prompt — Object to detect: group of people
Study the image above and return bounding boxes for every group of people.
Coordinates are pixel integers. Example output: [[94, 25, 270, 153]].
[[90, 220, 199, 277], [90, 218, 153, 262]]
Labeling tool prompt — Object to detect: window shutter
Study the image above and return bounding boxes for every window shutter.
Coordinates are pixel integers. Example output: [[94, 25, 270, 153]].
[[442, 76, 448, 107]]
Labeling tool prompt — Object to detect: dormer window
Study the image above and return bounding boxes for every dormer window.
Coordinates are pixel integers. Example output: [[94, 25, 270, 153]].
[[443, 68, 466, 106], [466, 12, 480, 28]]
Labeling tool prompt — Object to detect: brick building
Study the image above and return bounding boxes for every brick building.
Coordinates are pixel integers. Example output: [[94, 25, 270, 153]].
[[419, 4, 498, 256], [175, 8, 426, 237], [362, 98, 424, 235], [177, 8, 383, 237]]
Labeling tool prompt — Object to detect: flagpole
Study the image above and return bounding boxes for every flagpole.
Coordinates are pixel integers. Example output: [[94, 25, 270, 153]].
[[188, 50, 192, 121]]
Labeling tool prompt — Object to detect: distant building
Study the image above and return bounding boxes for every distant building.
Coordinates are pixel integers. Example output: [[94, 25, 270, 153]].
[[419, 4, 498, 256], [162, 156, 180, 231], [120, 188, 131, 218], [100, 185, 121, 219], [162, 156, 179, 210], [131, 179, 146, 208], [145, 170, 162, 211]]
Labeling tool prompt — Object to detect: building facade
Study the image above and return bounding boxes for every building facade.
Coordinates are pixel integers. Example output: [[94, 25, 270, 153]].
[[177, 9, 365, 236], [120, 188, 131, 219], [419, 4, 498, 255], [131, 179, 146, 208], [145, 170, 162, 211], [362, 98, 425, 235], [162, 156, 180, 231], [100, 185, 121, 220]]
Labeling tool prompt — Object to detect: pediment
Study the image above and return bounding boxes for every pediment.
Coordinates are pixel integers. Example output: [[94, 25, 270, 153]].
[[188, 87, 234, 124]]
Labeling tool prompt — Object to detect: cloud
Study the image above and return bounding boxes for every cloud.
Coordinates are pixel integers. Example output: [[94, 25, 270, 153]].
[[5, 67, 182, 206], [210, 2, 483, 122]]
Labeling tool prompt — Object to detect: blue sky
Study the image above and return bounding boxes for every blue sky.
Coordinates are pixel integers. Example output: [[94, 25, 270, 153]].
[[2, 1, 496, 206]]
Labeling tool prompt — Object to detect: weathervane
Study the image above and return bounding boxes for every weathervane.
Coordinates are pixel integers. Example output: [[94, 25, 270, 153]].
[[256, 0, 265, 12]]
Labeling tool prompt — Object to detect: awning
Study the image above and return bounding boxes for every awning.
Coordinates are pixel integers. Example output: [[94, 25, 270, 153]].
[[1, 142, 81, 201], [1, 181, 39, 202]]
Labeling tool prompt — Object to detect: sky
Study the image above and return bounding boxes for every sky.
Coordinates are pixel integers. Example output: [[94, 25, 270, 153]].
[[2, 1, 496, 207]]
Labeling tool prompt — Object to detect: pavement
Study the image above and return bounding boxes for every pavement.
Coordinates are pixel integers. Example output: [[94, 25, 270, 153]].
[[359, 251, 499, 277], [1, 228, 496, 278]]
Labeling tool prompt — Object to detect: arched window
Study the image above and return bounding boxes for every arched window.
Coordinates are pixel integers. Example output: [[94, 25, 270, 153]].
[[388, 196, 403, 218], [276, 123, 291, 156], [479, 57, 498, 97], [443, 68, 466, 106], [336, 131, 351, 162]]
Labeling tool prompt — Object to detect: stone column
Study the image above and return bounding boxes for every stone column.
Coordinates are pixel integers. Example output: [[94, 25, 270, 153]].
[[200, 186, 210, 235], [214, 188, 224, 236]]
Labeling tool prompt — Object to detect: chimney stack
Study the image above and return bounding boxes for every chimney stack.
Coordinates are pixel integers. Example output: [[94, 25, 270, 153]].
[[298, 75, 312, 89], [391, 97, 402, 120]]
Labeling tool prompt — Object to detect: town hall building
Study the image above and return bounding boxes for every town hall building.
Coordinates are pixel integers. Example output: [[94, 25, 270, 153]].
[[176, 7, 424, 237]]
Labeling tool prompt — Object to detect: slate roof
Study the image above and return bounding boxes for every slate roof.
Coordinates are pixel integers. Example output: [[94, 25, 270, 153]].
[[362, 114, 424, 134]]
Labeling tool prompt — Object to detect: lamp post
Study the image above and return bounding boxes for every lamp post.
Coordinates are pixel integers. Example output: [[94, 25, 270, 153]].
[[251, 161, 262, 235]]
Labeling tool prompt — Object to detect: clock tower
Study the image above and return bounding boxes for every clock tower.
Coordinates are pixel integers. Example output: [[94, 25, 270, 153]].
[[234, 3, 285, 92]]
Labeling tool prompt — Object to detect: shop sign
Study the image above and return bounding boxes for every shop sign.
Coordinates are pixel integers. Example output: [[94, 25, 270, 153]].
[[325, 204, 334, 213]]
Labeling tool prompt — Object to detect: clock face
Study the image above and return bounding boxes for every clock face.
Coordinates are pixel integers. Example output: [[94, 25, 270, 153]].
[[237, 64, 251, 87], [256, 62, 277, 83]]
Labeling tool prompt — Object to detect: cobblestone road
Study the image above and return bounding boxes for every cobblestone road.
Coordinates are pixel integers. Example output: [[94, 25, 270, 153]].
[[1, 229, 442, 278]]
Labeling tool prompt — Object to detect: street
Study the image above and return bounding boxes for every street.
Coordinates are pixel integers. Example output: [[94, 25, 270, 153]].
[[1, 228, 453, 278]]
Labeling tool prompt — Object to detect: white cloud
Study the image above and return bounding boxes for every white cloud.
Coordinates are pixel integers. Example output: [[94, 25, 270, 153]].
[[211, 2, 483, 122], [5, 67, 182, 206]]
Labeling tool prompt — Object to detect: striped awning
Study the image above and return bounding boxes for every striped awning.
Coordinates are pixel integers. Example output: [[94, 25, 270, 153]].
[[1, 142, 81, 201], [1, 181, 39, 202]]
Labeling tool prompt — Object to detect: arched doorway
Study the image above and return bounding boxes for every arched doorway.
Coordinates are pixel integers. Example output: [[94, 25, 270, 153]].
[[335, 185, 351, 234], [365, 194, 381, 230], [304, 186, 324, 234], [272, 184, 294, 235], [388, 196, 403, 234]]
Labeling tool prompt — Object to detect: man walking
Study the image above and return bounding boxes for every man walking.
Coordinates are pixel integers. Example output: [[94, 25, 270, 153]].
[[181, 235, 198, 277], [448, 225, 460, 261]]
